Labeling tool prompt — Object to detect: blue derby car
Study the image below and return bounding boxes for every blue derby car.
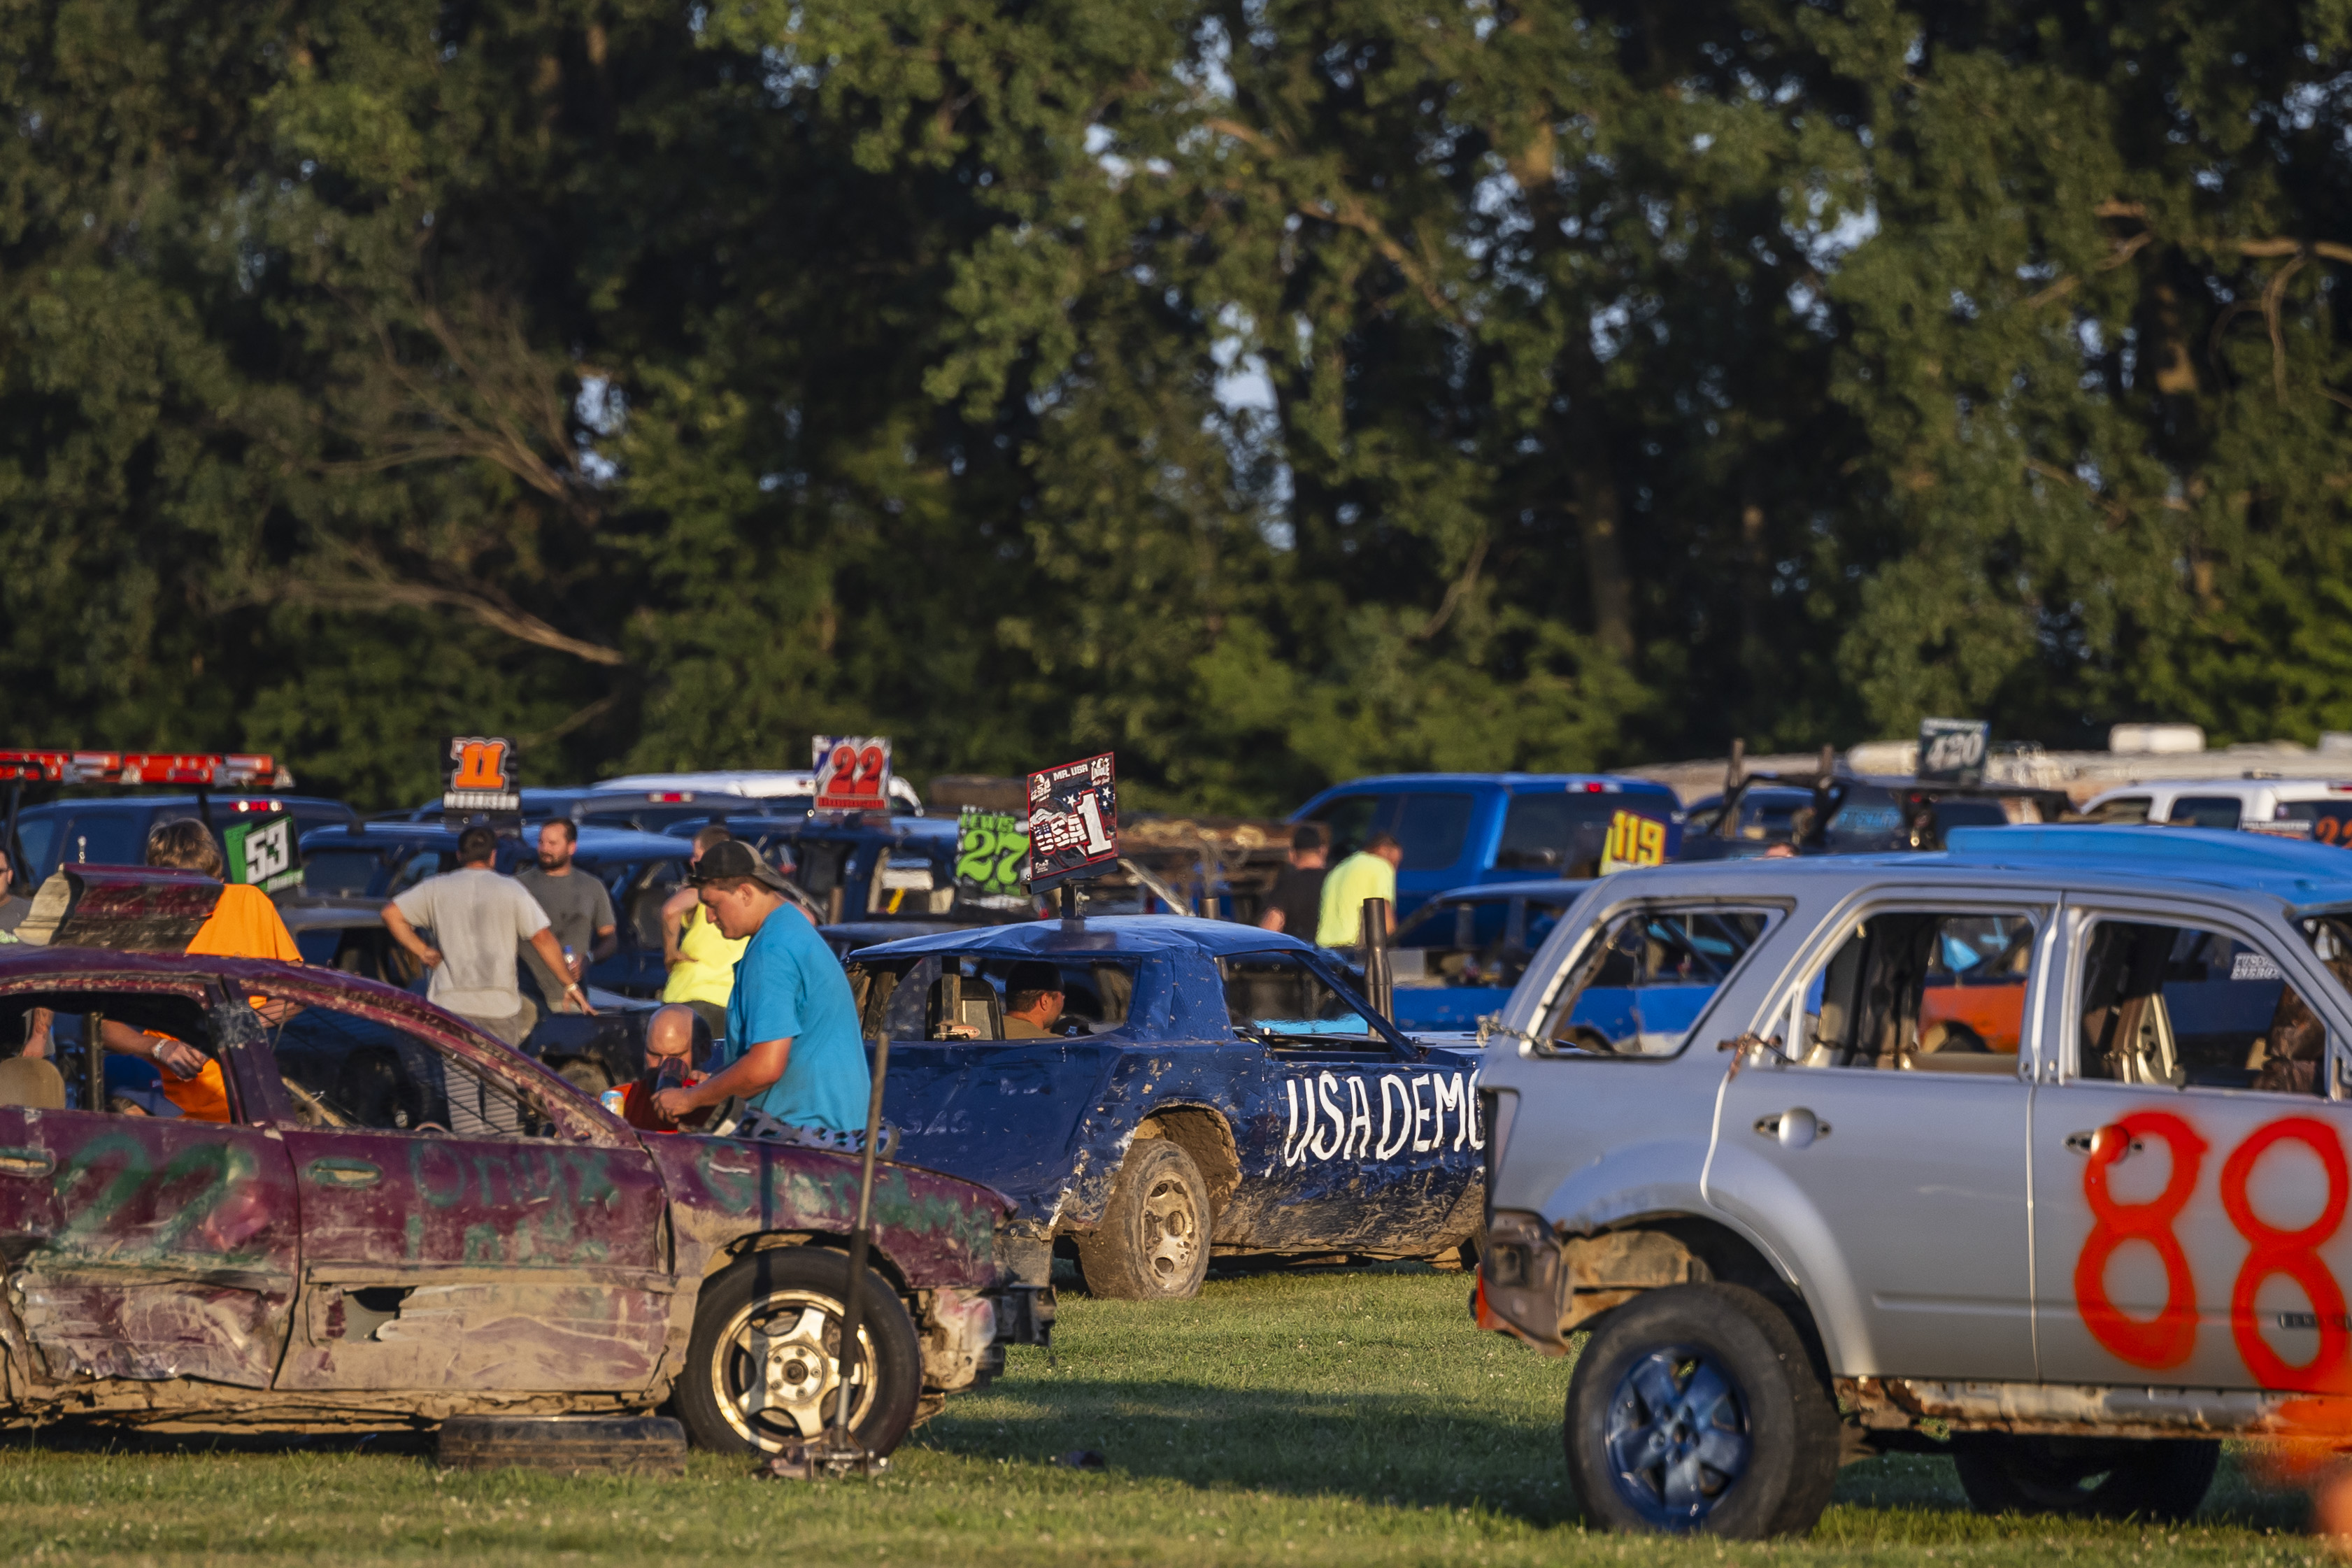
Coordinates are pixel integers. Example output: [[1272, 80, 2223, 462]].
[[843, 917, 1488, 1299]]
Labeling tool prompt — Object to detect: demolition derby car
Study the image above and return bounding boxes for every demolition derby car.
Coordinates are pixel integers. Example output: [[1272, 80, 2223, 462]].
[[1477, 826, 2352, 1537], [843, 918, 1487, 1299], [0, 941, 1046, 1454]]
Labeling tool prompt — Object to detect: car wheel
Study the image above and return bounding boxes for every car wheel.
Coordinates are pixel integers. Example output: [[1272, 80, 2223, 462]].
[[1074, 1138, 1211, 1301], [1951, 1434, 2219, 1520], [676, 1248, 922, 1457], [557, 1058, 613, 1097], [1564, 1283, 1839, 1539]]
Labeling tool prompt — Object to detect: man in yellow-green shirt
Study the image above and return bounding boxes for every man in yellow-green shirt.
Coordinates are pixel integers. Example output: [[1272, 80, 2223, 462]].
[[1315, 832, 1404, 948]]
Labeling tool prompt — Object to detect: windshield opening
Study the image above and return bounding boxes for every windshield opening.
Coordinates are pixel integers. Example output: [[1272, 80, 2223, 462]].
[[1535, 907, 1779, 1057]]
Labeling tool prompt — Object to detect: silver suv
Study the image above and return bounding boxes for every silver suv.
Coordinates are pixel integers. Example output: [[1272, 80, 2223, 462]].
[[1477, 826, 2352, 1537]]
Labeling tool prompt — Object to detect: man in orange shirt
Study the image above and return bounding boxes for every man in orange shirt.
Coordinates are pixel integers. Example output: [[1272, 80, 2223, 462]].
[[101, 819, 301, 1120]]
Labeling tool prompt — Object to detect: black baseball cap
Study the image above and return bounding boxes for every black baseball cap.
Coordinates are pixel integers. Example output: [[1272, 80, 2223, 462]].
[[687, 839, 795, 896]]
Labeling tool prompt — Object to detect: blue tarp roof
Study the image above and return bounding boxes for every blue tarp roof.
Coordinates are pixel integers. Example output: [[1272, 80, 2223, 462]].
[[1941, 825, 2352, 908]]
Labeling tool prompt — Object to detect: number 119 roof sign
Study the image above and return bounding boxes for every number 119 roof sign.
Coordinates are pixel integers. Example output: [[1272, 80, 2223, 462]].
[[1025, 753, 1118, 888]]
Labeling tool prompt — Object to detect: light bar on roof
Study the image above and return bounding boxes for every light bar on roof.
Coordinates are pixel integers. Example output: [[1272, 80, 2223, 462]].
[[0, 750, 283, 788]]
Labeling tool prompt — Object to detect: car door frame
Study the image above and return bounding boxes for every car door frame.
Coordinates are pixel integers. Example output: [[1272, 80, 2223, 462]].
[[1229, 947, 1484, 1253], [233, 973, 678, 1396], [2032, 890, 2352, 1390], [1709, 885, 2058, 1383], [0, 968, 305, 1395]]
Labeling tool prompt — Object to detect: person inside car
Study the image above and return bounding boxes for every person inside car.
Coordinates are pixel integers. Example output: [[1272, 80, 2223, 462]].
[[48, 818, 307, 1121], [1002, 962, 1067, 1039]]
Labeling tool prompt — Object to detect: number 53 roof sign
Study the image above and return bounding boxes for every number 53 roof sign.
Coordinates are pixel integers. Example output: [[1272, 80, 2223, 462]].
[[1026, 753, 1117, 889]]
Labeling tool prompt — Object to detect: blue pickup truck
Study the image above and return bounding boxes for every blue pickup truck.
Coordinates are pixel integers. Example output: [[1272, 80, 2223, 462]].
[[1289, 773, 1683, 920], [843, 917, 1488, 1299]]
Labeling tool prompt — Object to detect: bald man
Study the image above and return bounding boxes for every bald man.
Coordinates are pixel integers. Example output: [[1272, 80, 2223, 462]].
[[620, 1004, 708, 1132]]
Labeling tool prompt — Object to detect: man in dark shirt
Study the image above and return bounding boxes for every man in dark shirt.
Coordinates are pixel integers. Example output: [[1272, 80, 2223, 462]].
[[1257, 824, 1330, 938]]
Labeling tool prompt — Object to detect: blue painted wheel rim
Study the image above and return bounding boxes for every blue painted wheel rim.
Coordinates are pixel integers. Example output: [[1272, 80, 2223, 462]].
[[1602, 1344, 1753, 1530]]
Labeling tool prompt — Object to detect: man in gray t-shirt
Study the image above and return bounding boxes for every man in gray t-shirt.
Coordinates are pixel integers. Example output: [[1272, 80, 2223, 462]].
[[383, 825, 579, 1044], [383, 826, 580, 1137], [515, 820, 618, 1013]]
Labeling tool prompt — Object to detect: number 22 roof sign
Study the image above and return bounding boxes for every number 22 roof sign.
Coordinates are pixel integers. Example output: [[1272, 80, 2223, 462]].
[[813, 736, 892, 814], [1025, 753, 1118, 889]]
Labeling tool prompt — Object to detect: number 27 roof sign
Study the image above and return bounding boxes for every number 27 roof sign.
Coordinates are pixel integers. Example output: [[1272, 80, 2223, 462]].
[[1025, 753, 1118, 888]]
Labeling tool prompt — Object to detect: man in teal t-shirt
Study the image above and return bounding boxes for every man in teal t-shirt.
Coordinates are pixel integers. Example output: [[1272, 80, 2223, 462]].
[[652, 841, 871, 1147]]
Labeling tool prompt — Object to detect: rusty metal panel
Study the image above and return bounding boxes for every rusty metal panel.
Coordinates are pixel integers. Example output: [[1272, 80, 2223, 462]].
[[650, 1136, 999, 1290], [13, 868, 222, 953], [0, 1110, 299, 1389], [274, 1129, 670, 1393]]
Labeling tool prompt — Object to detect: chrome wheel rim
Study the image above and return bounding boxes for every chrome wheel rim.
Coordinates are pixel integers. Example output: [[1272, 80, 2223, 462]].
[[711, 1287, 876, 1450], [1139, 1170, 1201, 1289]]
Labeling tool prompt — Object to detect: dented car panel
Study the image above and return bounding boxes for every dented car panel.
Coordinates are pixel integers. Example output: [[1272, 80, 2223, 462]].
[[0, 946, 1027, 1431], [845, 918, 1488, 1276]]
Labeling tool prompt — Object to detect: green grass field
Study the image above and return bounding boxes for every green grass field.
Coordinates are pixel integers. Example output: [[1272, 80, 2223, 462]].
[[0, 1267, 2326, 1565]]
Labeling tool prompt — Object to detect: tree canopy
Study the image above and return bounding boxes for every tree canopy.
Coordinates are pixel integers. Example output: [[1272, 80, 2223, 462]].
[[4, 0, 2349, 811]]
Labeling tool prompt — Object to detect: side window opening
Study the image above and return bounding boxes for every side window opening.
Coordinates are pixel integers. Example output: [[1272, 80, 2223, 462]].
[[0, 991, 228, 1118], [1308, 794, 1392, 862], [1785, 911, 2037, 1072], [1220, 953, 1381, 1046], [1535, 908, 1778, 1057], [2077, 920, 2332, 1095], [269, 1006, 557, 1139], [1495, 794, 1618, 876], [625, 860, 685, 949], [2166, 797, 2244, 830], [853, 955, 1136, 1042]]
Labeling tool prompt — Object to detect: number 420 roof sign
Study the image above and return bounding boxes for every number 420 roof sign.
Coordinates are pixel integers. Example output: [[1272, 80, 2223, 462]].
[[1025, 753, 1118, 889]]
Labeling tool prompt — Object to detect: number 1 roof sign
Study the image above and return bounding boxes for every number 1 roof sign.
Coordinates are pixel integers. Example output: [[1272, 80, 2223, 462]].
[[813, 736, 892, 813], [1025, 753, 1118, 889], [443, 736, 521, 830]]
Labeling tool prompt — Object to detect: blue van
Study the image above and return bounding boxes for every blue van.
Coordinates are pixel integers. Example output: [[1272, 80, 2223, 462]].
[[1288, 773, 1683, 920]]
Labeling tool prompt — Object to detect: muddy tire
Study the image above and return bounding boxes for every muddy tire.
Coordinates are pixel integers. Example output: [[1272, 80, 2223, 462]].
[[1074, 1138, 1210, 1301], [438, 1415, 685, 1476], [676, 1248, 922, 1457], [1951, 1434, 2218, 1521], [1564, 1283, 1839, 1539]]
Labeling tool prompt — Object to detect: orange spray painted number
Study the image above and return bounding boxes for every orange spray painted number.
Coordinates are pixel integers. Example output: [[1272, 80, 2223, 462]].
[[2076, 1111, 2207, 1369], [2075, 1111, 2352, 1388], [2221, 1118, 2352, 1392]]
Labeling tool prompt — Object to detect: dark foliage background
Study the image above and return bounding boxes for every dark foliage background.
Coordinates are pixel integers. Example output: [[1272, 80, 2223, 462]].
[[5, 0, 2349, 811]]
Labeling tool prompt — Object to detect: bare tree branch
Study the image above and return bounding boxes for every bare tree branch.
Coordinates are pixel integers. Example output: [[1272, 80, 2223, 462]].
[[1411, 532, 1489, 641]]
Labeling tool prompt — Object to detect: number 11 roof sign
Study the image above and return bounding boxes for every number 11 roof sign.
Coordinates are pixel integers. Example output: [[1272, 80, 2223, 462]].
[[1025, 753, 1118, 889], [443, 736, 521, 830]]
